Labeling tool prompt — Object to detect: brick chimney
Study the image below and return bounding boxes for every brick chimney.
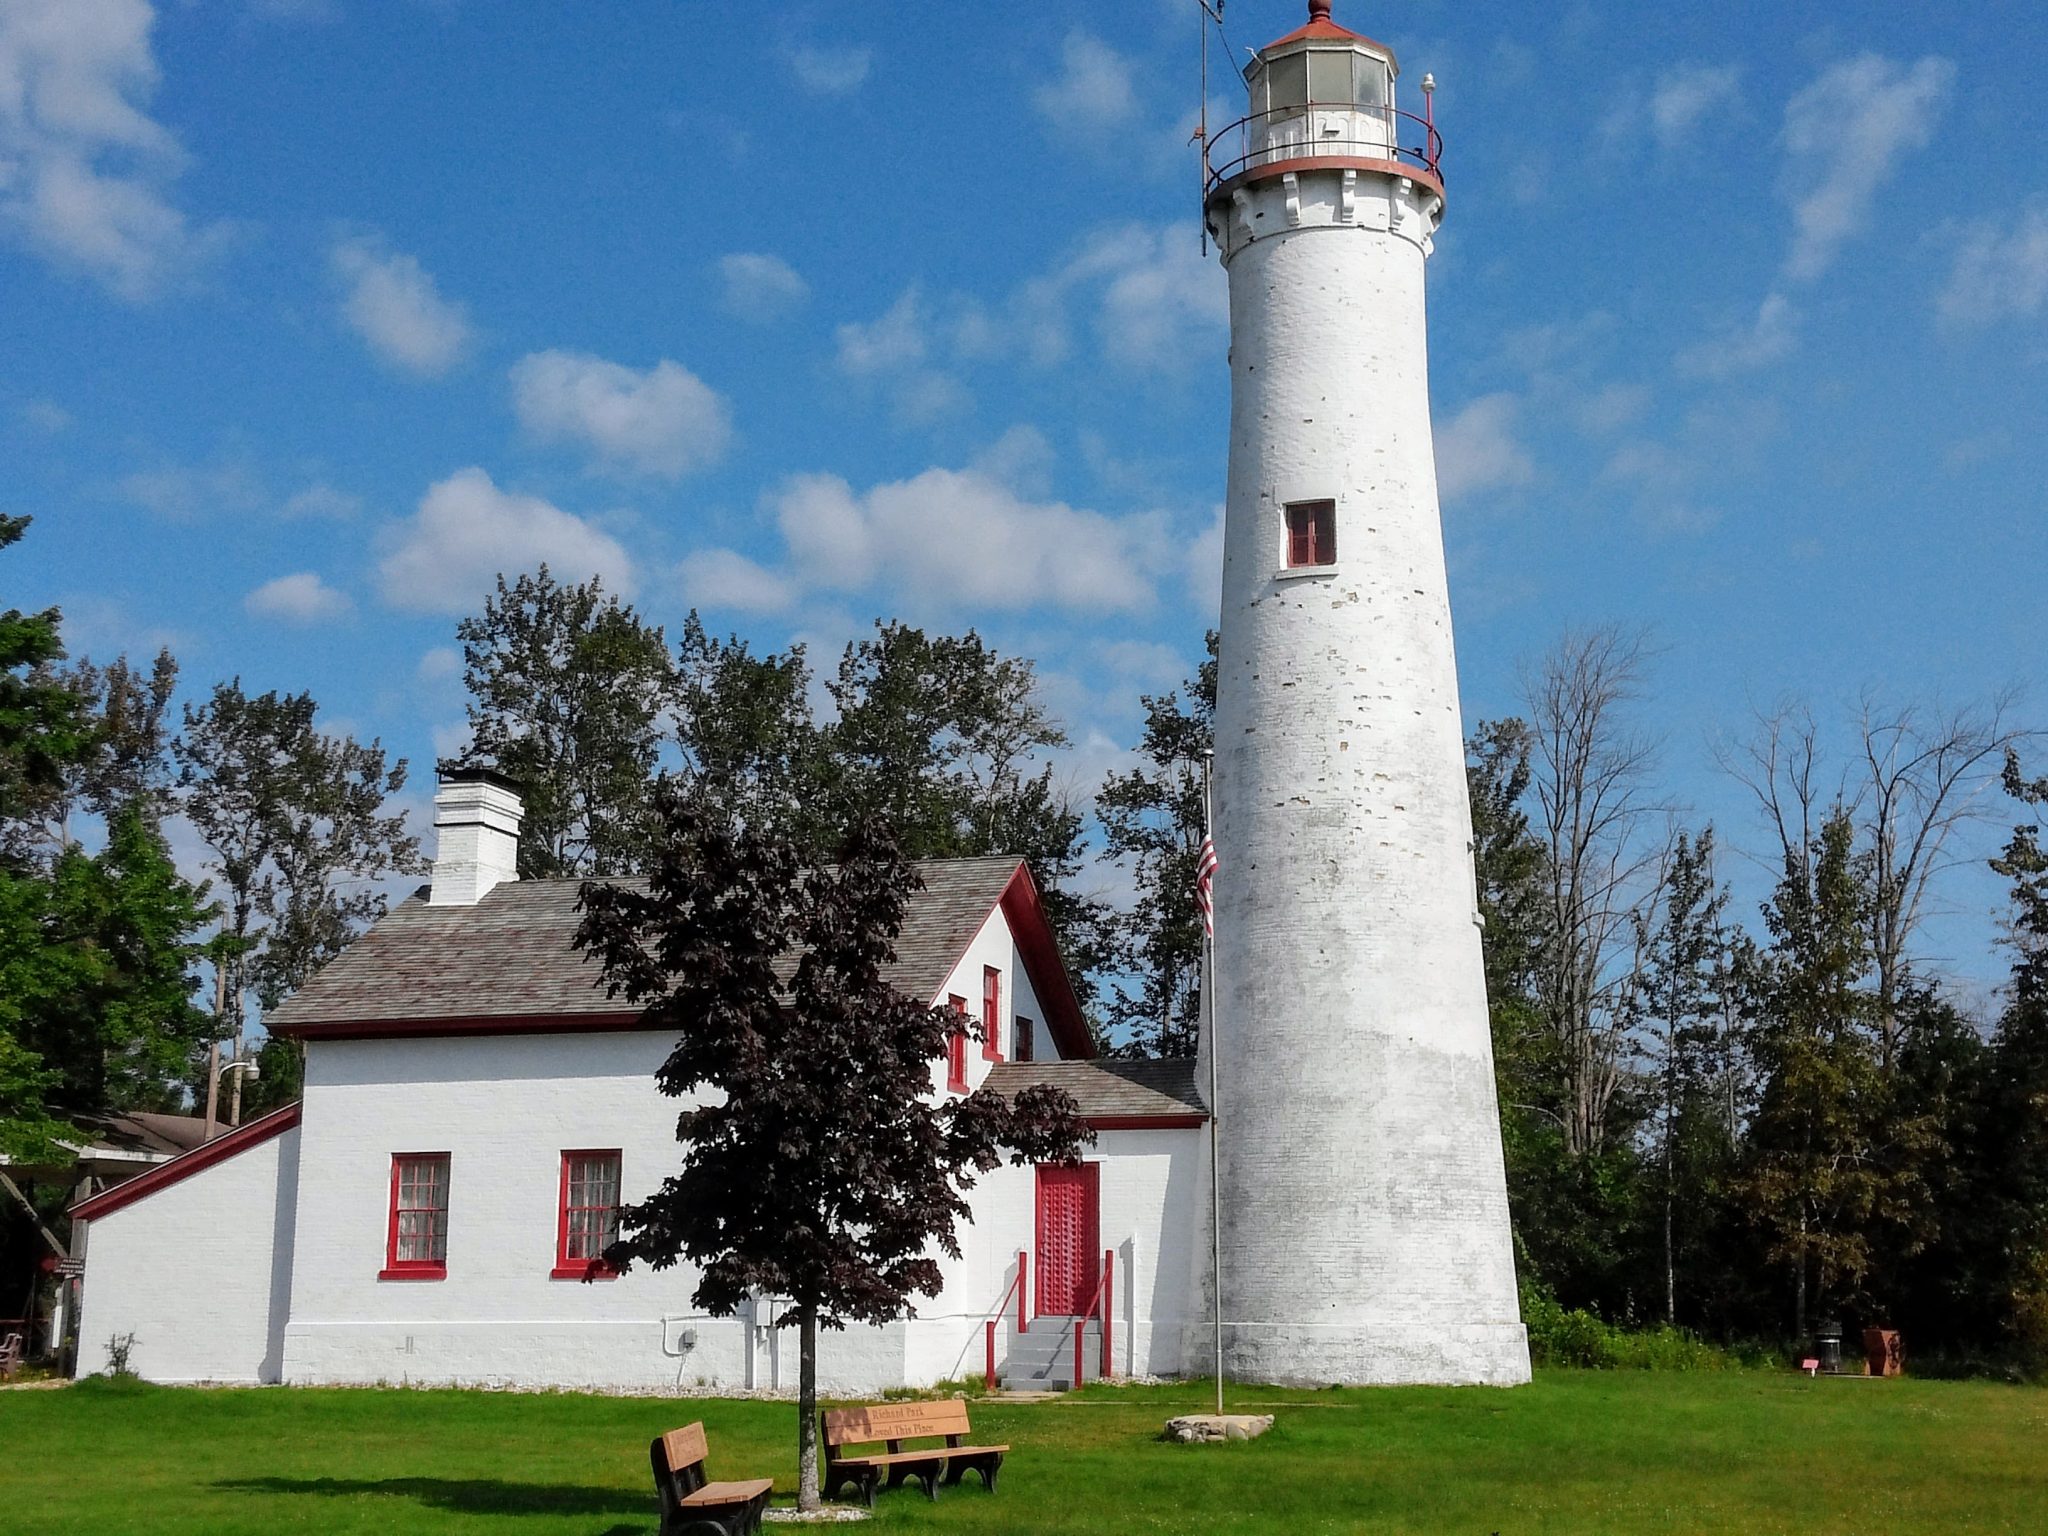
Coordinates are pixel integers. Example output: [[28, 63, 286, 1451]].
[[429, 768, 523, 905]]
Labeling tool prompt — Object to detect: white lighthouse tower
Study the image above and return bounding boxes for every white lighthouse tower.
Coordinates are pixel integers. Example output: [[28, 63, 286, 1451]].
[[1198, 1, 1529, 1386]]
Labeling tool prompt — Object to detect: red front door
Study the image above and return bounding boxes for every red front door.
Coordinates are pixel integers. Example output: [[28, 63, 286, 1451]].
[[1034, 1162, 1100, 1316]]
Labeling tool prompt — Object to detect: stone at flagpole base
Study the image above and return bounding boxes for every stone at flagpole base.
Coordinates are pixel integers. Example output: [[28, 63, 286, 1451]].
[[1162, 1414, 1274, 1444]]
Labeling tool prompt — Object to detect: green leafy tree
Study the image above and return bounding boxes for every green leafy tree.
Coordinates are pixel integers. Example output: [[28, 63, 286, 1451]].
[[1979, 752, 2048, 1364], [823, 622, 1109, 1003], [0, 810, 213, 1117], [1095, 633, 1215, 1055], [453, 568, 677, 878], [0, 516, 83, 835], [673, 613, 823, 839], [175, 681, 422, 1110], [577, 788, 1091, 1510]]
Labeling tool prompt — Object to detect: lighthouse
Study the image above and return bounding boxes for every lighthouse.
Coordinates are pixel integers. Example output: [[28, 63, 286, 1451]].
[[1198, 2, 1529, 1386]]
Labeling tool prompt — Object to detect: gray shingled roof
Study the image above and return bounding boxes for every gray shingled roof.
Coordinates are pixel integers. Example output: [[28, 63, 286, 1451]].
[[983, 1058, 1206, 1121], [269, 855, 1026, 1031]]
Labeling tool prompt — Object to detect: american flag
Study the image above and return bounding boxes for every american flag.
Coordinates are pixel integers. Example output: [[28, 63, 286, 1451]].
[[1194, 835, 1218, 938]]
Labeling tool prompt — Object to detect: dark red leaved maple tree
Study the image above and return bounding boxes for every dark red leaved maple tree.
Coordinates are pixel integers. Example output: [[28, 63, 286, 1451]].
[[576, 784, 1089, 1509]]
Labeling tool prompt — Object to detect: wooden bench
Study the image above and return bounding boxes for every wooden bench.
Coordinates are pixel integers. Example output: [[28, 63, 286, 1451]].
[[0, 1332, 22, 1382], [649, 1422, 773, 1536], [820, 1399, 1008, 1506]]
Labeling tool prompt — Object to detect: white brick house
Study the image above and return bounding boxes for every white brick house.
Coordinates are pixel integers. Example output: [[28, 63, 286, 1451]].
[[71, 773, 1206, 1393]]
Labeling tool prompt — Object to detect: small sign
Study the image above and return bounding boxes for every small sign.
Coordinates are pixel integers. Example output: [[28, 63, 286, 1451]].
[[54, 1258, 84, 1277]]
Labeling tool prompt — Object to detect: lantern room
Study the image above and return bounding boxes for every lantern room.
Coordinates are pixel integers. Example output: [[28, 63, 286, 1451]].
[[1245, 0, 1399, 159]]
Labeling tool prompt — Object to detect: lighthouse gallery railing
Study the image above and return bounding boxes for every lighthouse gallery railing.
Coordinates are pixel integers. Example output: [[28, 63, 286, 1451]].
[[1204, 102, 1444, 198]]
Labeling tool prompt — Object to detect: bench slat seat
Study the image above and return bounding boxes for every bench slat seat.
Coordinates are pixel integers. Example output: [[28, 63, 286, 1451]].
[[820, 1401, 1007, 1506], [651, 1423, 773, 1536]]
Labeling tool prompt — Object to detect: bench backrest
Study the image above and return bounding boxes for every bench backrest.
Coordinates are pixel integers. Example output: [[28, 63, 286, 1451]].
[[651, 1422, 711, 1503], [822, 1399, 973, 1452]]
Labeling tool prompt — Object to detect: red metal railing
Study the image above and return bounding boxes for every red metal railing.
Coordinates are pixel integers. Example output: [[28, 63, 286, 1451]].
[[1073, 1248, 1116, 1387], [1203, 102, 1444, 197], [982, 1249, 1028, 1388]]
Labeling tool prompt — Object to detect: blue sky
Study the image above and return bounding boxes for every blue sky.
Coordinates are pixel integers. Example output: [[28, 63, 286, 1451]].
[[3, 0, 2044, 1002]]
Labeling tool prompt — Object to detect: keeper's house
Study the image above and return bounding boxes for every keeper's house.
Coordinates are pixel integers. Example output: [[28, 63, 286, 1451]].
[[70, 772, 1207, 1393]]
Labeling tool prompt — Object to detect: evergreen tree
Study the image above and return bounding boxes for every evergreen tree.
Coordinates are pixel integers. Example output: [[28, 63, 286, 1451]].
[[1737, 809, 1908, 1338], [1095, 633, 1215, 1055], [1628, 828, 1732, 1324]]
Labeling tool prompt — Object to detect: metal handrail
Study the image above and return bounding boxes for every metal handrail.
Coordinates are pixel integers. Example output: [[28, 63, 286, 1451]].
[[1203, 101, 1444, 197], [981, 1249, 1028, 1388], [1072, 1247, 1116, 1386]]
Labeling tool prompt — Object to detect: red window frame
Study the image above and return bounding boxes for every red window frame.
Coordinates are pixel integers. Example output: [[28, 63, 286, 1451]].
[[946, 994, 968, 1091], [381, 1152, 450, 1280], [982, 966, 1004, 1062], [554, 1149, 623, 1280], [1015, 1014, 1035, 1063], [1285, 499, 1336, 567]]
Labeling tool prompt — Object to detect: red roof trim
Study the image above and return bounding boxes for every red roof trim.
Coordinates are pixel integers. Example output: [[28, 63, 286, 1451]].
[[270, 1009, 653, 1041], [1086, 1113, 1207, 1131], [71, 1103, 302, 1222], [995, 862, 1096, 1062]]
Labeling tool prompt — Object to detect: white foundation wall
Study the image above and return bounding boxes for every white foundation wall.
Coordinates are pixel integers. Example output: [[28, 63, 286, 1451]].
[[1203, 163, 1529, 1386], [76, 1125, 300, 1384]]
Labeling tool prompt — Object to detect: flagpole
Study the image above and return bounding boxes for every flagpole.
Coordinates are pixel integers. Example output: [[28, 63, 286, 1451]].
[[1201, 748, 1223, 1417]]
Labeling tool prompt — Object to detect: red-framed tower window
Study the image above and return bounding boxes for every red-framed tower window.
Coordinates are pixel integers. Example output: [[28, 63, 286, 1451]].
[[1285, 499, 1336, 567], [1015, 1015, 1036, 1063], [382, 1152, 450, 1280], [554, 1149, 623, 1280], [982, 966, 1004, 1062], [946, 994, 969, 1091]]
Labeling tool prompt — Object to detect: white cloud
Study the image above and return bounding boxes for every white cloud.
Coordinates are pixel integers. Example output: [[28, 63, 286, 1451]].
[[1647, 63, 1741, 149], [416, 645, 462, 682], [1184, 503, 1224, 610], [1939, 204, 2048, 326], [1676, 292, 1798, 378], [1781, 54, 1955, 282], [0, 0, 227, 298], [1033, 32, 1138, 136], [376, 466, 638, 613], [19, 398, 71, 433], [1085, 225, 1226, 372], [686, 466, 1175, 619], [117, 458, 264, 518], [787, 44, 870, 96], [280, 482, 360, 520], [245, 571, 352, 624], [833, 287, 972, 424], [836, 287, 929, 375], [1568, 381, 1652, 435], [970, 425, 1056, 498], [719, 252, 808, 320], [510, 349, 731, 479], [676, 548, 794, 614], [1435, 394, 1535, 503], [330, 234, 472, 376]]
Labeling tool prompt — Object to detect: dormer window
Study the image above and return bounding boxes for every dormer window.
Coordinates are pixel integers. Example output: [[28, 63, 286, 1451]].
[[1285, 500, 1336, 567]]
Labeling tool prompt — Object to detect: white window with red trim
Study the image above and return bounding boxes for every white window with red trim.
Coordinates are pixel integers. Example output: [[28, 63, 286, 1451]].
[[945, 994, 969, 1091], [382, 1152, 450, 1280], [981, 965, 1004, 1062], [554, 1149, 623, 1279]]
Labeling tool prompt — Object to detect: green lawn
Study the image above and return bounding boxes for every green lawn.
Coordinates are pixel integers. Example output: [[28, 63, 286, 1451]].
[[4, 1372, 2045, 1534]]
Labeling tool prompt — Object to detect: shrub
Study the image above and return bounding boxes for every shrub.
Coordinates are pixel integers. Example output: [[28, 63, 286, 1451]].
[[103, 1332, 139, 1379], [1520, 1282, 1763, 1371]]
